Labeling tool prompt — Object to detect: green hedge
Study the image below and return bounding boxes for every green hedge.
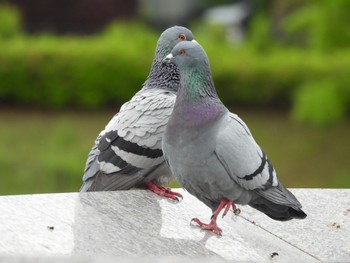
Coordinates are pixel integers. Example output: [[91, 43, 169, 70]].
[[1, 23, 350, 124], [0, 23, 159, 108]]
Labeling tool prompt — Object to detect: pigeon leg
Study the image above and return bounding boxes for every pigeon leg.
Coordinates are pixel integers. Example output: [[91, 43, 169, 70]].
[[191, 199, 239, 235], [222, 199, 241, 218], [146, 182, 183, 201]]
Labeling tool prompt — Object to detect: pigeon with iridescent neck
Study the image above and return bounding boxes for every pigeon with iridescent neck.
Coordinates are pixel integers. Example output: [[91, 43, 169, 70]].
[[163, 41, 306, 234], [80, 26, 195, 201]]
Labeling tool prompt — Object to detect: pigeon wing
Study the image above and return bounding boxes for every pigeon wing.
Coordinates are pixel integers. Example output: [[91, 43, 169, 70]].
[[97, 89, 176, 175], [214, 113, 279, 191], [215, 113, 304, 210]]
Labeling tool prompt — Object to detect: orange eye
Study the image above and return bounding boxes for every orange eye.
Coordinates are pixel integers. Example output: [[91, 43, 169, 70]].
[[179, 49, 186, 56], [179, 34, 186, 41]]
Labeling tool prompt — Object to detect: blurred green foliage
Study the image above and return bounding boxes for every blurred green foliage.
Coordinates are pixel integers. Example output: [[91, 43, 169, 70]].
[[292, 81, 346, 125], [0, 4, 22, 39], [0, 20, 158, 108], [284, 0, 350, 51], [0, 3, 350, 125], [193, 0, 350, 125]]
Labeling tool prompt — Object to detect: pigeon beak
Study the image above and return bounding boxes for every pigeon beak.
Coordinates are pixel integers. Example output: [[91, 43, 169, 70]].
[[191, 39, 198, 43], [163, 53, 173, 64]]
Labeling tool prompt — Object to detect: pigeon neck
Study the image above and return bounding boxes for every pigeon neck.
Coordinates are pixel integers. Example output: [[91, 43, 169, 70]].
[[144, 49, 180, 93], [178, 65, 218, 103], [170, 66, 226, 128]]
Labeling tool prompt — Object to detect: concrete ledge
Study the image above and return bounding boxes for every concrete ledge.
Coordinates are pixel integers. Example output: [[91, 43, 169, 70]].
[[0, 189, 349, 262]]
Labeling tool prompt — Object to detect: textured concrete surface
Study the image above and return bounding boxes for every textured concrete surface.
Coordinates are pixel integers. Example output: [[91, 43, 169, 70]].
[[0, 189, 349, 262]]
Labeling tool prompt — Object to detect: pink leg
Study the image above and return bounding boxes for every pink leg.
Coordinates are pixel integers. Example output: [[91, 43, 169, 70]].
[[191, 199, 240, 235], [146, 182, 183, 201], [222, 200, 241, 218]]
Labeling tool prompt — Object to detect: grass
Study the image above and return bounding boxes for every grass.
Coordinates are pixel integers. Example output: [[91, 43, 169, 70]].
[[0, 107, 349, 196]]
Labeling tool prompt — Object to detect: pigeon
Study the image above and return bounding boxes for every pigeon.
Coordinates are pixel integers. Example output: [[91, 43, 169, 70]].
[[80, 26, 195, 200], [162, 41, 306, 234]]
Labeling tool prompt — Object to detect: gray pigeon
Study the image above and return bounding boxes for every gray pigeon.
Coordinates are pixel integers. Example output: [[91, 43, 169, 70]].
[[162, 41, 306, 234], [80, 26, 195, 200]]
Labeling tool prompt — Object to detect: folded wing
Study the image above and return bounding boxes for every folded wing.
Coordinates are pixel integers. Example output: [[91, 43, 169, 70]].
[[81, 89, 176, 191]]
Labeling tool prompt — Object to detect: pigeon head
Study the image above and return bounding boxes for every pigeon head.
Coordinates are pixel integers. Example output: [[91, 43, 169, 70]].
[[156, 26, 194, 56], [164, 41, 218, 101], [164, 41, 209, 70], [146, 26, 194, 92]]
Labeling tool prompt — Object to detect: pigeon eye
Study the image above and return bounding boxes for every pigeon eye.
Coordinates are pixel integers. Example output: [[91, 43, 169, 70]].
[[179, 34, 186, 41], [179, 49, 186, 56]]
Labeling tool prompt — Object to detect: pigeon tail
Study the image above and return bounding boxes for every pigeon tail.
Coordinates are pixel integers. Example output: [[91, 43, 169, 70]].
[[249, 180, 307, 221], [80, 180, 93, 192], [84, 171, 144, 192], [249, 199, 307, 221]]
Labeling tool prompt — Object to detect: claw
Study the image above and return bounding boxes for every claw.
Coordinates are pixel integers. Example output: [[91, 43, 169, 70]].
[[176, 193, 184, 201], [191, 218, 222, 235], [216, 199, 240, 218], [222, 200, 232, 218], [158, 185, 183, 199], [234, 208, 241, 215], [146, 182, 182, 201], [190, 218, 197, 225]]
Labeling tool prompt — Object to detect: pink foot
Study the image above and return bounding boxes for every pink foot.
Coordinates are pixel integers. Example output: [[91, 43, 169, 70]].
[[191, 218, 222, 235], [190, 198, 240, 235], [146, 182, 183, 201]]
